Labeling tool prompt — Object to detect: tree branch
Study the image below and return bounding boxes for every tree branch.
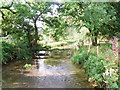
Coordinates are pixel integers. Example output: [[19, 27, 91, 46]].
[[0, 10, 5, 19], [0, 1, 16, 14]]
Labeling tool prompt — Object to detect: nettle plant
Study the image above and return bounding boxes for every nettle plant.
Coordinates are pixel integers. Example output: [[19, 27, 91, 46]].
[[103, 36, 119, 88]]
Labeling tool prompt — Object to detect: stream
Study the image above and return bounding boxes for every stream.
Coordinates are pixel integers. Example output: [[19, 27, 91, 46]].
[[2, 49, 93, 88]]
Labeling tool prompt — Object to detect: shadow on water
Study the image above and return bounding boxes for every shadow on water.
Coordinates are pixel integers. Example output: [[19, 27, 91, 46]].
[[2, 49, 93, 88], [45, 59, 61, 66]]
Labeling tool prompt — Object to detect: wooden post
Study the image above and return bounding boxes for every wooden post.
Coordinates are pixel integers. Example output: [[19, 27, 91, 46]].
[[97, 40, 99, 56], [118, 42, 120, 65], [97, 45, 99, 56], [88, 43, 90, 52], [88, 38, 91, 52]]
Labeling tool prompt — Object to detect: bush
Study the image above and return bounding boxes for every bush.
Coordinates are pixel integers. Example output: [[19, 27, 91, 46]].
[[72, 52, 90, 64], [71, 45, 119, 88], [83, 55, 106, 87], [72, 47, 95, 64], [99, 43, 112, 52], [72, 51, 105, 79], [84, 55, 105, 76], [1, 40, 32, 64], [13, 40, 32, 60], [1, 41, 16, 64], [72, 51, 106, 87]]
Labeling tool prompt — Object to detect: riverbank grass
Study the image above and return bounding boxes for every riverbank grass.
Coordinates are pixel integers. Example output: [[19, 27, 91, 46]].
[[72, 44, 119, 88]]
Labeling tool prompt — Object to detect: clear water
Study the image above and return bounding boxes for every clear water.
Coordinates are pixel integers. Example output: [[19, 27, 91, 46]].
[[2, 49, 93, 88]]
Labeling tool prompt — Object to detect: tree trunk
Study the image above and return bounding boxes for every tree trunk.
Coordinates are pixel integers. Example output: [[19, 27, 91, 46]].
[[26, 29, 32, 49], [92, 37, 97, 46], [34, 21, 39, 47]]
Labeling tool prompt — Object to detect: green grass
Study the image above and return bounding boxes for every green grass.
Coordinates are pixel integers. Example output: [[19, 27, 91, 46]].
[[43, 41, 68, 48]]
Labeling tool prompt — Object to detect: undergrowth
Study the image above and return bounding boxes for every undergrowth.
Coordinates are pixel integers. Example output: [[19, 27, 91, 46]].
[[72, 43, 119, 88]]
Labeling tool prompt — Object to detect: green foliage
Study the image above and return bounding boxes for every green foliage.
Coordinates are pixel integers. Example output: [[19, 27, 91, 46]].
[[1, 39, 32, 64], [1, 2, 49, 64], [99, 43, 112, 49], [1, 2, 52, 64], [84, 55, 105, 77], [1, 41, 15, 64], [72, 49, 105, 78], [72, 52, 90, 64], [103, 74, 119, 88], [23, 64, 32, 68], [72, 45, 118, 88], [44, 16, 68, 41], [1, 1, 119, 88], [11, 2, 52, 51], [14, 40, 32, 60], [59, 2, 118, 45]]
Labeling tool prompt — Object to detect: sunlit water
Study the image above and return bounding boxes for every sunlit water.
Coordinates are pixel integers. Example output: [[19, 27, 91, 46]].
[[2, 49, 93, 88]]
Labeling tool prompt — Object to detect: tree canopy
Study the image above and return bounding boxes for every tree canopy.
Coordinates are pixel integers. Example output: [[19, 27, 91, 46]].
[[1, 1, 120, 63], [59, 2, 119, 45]]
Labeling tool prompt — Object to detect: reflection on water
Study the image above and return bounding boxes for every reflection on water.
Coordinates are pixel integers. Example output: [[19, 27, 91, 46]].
[[2, 49, 93, 88], [38, 59, 45, 71]]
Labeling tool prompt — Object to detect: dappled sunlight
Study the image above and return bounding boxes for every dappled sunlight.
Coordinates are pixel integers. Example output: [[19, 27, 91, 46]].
[[23, 59, 76, 77], [1, 1, 119, 89], [2, 49, 92, 88]]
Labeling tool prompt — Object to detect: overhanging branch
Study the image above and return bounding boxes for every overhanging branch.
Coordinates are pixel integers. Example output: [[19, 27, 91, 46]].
[[0, 1, 16, 15], [0, 10, 5, 19]]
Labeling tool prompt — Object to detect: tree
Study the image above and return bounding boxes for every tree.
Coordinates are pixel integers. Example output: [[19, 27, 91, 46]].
[[109, 2, 120, 38], [2, 1, 53, 56], [1, 9, 33, 61], [11, 2, 51, 49], [43, 16, 68, 41], [23, 2, 51, 47], [59, 2, 117, 45], [0, 1, 16, 19]]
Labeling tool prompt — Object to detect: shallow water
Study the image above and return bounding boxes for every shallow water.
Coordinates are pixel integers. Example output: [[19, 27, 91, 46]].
[[2, 49, 93, 88]]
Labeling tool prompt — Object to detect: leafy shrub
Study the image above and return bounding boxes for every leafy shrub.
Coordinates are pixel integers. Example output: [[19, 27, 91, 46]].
[[72, 51, 105, 82], [72, 52, 91, 64], [99, 43, 112, 52], [1, 39, 32, 64], [72, 47, 95, 64], [77, 46, 87, 54], [1, 41, 16, 64], [13, 40, 32, 60], [84, 55, 106, 87], [84, 55, 105, 77], [72, 44, 119, 88], [23, 64, 32, 68]]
